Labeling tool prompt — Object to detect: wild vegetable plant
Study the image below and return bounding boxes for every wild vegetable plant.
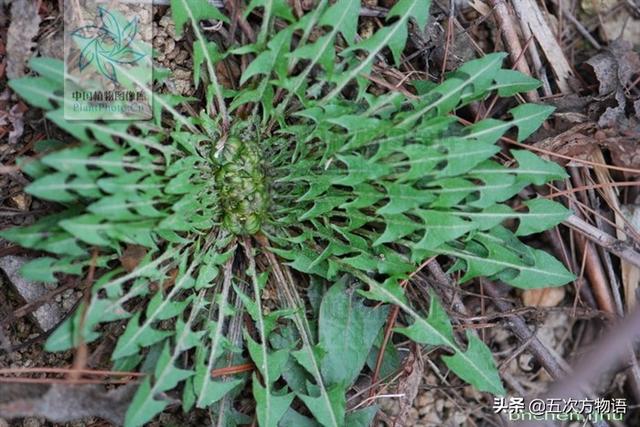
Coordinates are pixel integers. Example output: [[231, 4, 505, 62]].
[[5, 0, 574, 425]]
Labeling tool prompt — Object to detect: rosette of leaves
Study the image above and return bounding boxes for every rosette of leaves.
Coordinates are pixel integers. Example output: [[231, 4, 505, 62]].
[[5, 0, 575, 425]]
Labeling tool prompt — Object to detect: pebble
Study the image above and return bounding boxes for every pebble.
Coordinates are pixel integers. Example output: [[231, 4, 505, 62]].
[[0, 257, 63, 332], [22, 417, 42, 427]]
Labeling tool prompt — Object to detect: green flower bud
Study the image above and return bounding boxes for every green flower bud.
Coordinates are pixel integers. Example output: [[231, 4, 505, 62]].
[[214, 136, 268, 235]]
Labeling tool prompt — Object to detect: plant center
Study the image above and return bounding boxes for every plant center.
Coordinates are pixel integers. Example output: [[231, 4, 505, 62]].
[[214, 136, 268, 235]]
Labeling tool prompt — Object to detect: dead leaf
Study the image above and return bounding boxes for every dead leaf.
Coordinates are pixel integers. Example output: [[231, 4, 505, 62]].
[[522, 287, 566, 308], [0, 383, 136, 425], [395, 345, 424, 423], [533, 123, 598, 164], [602, 137, 640, 171], [6, 0, 42, 79], [216, 59, 240, 90], [119, 245, 147, 273], [599, 5, 640, 46], [582, 40, 640, 129], [6, 103, 25, 144], [8, 193, 31, 211]]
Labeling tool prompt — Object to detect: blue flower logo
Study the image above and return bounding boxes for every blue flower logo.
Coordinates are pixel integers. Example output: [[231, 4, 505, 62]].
[[71, 7, 145, 83]]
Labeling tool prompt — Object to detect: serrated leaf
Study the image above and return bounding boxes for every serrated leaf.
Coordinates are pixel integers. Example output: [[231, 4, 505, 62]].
[[253, 378, 295, 427], [298, 384, 346, 427], [492, 69, 541, 97], [8, 76, 62, 110], [516, 198, 571, 236], [509, 103, 555, 142]]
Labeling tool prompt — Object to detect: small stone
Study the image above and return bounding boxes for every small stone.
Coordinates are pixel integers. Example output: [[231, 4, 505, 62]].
[[175, 50, 188, 63], [62, 295, 77, 311], [9, 193, 31, 210], [166, 48, 179, 61], [452, 412, 468, 425], [138, 9, 150, 25], [408, 407, 419, 419], [22, 417, 42, 427], [462, 385, 482, 400], [0, 256, 63, 332], [521, 287, 566, 307], [518, 353, 535, 372], [416, 394, 429, 408]]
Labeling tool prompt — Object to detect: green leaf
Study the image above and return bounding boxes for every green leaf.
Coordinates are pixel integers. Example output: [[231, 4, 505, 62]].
[[113, 262, 199, 359], [351, 269, 505, 396], [318, 279, 388, 387], [20, 257, 82, 283], [26, 172, 94, 202], [345, 406, 378, 426], [124, 294, 206, 426], [59, 215, 112, 246], [253, 378, 295, 427], [511, 149, 568, 185], [394, 293, 455, 347], [447, 231, 575, 288], [8, 76, 62, 110], [516, 198, 571, 236], [170, 0, 228, 38], [400, 53, 507, 125], [509, 103, 555, 142], [29, 57, 65, 85], [492, 69, 541, 97], [325, 0, 431, 100], [241, 254, 294, 426], [442, 331, 505, 395], [298, 384, 346, 427], [124, 378, 167, 427]]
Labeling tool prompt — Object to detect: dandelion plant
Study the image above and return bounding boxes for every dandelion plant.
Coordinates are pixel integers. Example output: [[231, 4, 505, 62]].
[[5, 0, 575, 425]]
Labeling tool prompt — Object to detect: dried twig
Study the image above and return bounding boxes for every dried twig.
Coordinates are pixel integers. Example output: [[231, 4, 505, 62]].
[[487, 0, 538, 101], [568, 168, 616, 314], [511, 0, 574, 93], [564, 215, 640, 270]]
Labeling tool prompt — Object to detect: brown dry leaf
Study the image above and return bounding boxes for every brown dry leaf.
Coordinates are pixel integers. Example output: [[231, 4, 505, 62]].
[[602, 138, 640, 172], [162, 267, 179, 291], [216, 59, 240, 89], [6, 103, 25, 144], [521, 287, 566, 308], [581, 0, 640, 44], [6, 0, 41, 79], [395, 346, 424, 424], [533, 123, 598, 164], [119, 245, 147, 273], [580, 0, 617, 15], [583, 40, 640, 128], [8, 193, 31, 211]]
